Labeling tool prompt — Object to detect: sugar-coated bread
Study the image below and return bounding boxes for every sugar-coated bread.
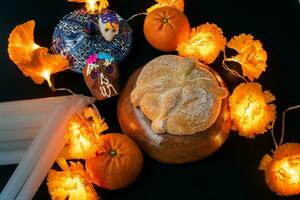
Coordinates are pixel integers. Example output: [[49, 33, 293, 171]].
[[117, 59, 231, 164], [130, 55, 227, 135]]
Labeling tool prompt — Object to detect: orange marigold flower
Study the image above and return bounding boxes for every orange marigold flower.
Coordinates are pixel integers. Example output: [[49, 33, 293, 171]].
[[8, 20, 69, 84], [47, 160, 99, 200], [8, 20, 39, 65], [147, 0, 184, 13], [62, 107, 108, 159], [259, 143, 300, 196], [229, 82, 276, 138], [227, 33, 267, 81], [177, 23, 226, 64], [21, 48, 69, 84]]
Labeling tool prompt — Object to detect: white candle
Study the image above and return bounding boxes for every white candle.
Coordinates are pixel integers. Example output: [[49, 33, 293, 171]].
[[0, 127, 39, 142], [0, 112, 47, 132], [0, 96, 74, 142], [0, 96, 74, 116], [0, 139, 32, 151], [0, 95, 94, 200], [0, 140, 79, 164], [16, 95, 94, 200], [0, 97, 68, 200], [0, 150, 25, 165]]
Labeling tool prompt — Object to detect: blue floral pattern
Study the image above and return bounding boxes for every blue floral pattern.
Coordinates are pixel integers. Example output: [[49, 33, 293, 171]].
[[52, 9, 132, 73]]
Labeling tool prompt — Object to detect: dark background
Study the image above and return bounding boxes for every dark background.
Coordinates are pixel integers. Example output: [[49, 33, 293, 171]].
[[1, 0, 300, 199]]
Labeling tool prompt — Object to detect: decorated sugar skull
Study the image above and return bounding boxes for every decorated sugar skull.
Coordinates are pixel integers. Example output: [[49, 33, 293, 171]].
[[52, 9, 132, 73], [98, 10, 120, 42], [83, 53, 119, 100]]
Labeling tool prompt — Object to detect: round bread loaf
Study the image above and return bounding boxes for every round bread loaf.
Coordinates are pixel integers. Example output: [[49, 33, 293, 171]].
[[130, 55, 227, 135], [117, 55, 231, 164]]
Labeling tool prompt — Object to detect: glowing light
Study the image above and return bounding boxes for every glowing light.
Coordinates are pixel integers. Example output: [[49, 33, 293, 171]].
[[177, 23, 226, 64], [259, 143, 300, 196], [41, 70, 52, 88], [213, 134, 223, 147], [276, 160, 300, 184], [69, 121, 93, 156], [64, 107, 108, 159], [8, 20, 69, 85], [47, 160, 99, 200], [68, 0, 109, 13], [226, 33, 267, 81], [229, 82, 276, 138], [235, 95, 264, 129], [88, 0, 97, 11], [32, 43, 39, 50]]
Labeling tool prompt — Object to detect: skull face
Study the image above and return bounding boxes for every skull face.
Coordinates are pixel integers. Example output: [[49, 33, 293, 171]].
[[83, 57, 119, 100], [98, 11, 120, 42]]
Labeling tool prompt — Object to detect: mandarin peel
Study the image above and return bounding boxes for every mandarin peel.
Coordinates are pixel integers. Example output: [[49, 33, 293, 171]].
[[147, 0, 184, 13]]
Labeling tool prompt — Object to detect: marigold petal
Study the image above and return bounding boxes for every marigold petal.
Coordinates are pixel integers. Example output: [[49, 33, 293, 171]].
[[177, 23, 226, 64], [227, 33, 254, 53], [259, 154, 272, 171], [17, 48, 48, 84], [8, 20, 39, 65], [227, 33, 267, 80], [18, 48, 69, 84], [229, 82, 276, 138], [8, 20, 69, 84], [47, 161, 99, 200], [64, 107, 108, 159], [259, 143, 300, 196]]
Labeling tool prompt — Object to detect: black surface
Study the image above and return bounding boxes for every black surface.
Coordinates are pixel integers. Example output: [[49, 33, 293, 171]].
[[1, 0, 300, 199]]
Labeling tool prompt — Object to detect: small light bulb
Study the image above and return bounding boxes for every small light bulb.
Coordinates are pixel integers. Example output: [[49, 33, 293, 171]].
[[41, 70, 53, 88], [32, 43, 40, 50], [87, 0, 97, 13]]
